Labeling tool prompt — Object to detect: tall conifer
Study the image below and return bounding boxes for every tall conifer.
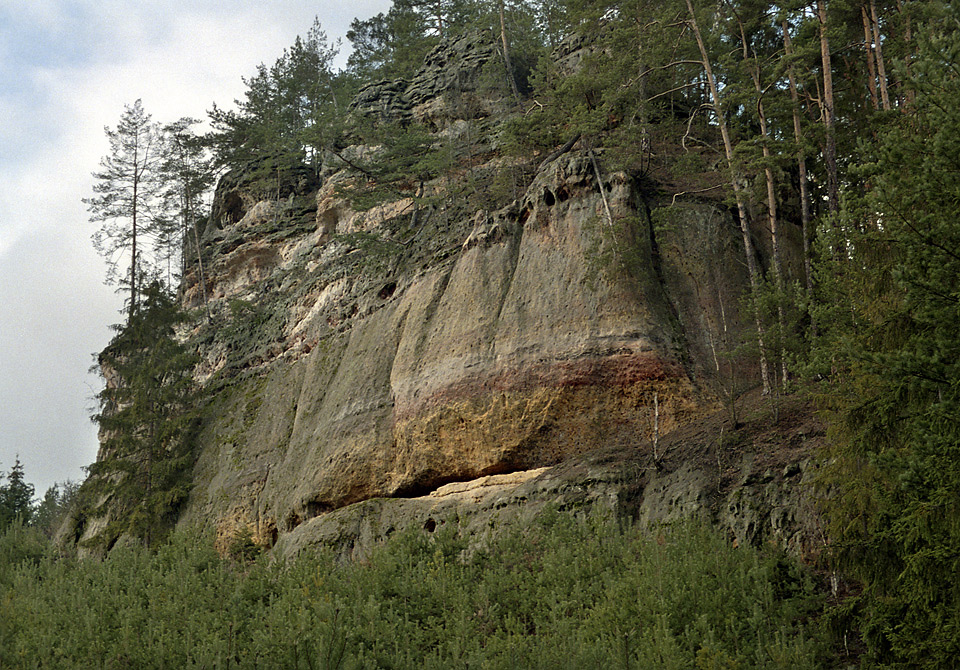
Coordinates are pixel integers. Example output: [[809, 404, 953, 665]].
[[88, 283, 199, 548], [85, 100, 165, 324]]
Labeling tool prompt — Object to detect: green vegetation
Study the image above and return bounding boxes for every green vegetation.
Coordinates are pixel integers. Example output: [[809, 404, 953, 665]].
[[0, 460, 78, 541], [346, 0, 441, 82], [500, 5, 960, 661], [85, 100, 170, 324], [810, 10, 960, 666], [0, 459, 35, 532], [0, 515, 831, 669], [75, 1, 960, 665], [208, 18, 348, 179], [80, 283, 199, 550]]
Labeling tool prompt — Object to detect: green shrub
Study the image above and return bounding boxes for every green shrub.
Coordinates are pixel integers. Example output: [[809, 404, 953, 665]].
[[0, 515, 833, 669]]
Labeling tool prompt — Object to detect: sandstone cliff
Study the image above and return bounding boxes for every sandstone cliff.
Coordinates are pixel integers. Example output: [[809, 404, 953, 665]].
[[78, 31, 816, 556]]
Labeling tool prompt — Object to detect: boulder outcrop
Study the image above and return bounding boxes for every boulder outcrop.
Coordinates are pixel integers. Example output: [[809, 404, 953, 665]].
[[173, 134, 787, 552], [349, 30, 504, 129], [78, 31, 813, 557]]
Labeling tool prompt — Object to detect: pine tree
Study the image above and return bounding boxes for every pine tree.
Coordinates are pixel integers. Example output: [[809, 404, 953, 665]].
[[158, 118, 214, 307], [346, 4, 439, 82], [207, 18, 343, 176], [88, 282, 199, 548], [31, 481, 78, 538], [686, 0, 774, 394], [0, 458, 35, 530], [816, 7, 960, 663], [85, 100, 165, 324]]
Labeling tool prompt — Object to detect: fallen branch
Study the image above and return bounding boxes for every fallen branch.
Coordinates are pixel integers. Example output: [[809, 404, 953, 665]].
[[538, 133, 581, 171], [328, 148, 375, 179], [670, 183, 726, 206], [586, 145, 615, 229]]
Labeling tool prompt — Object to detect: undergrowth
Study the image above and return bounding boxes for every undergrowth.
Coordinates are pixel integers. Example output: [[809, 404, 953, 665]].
[[0, 514, 833, 669]]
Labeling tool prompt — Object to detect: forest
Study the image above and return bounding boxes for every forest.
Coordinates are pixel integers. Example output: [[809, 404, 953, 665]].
[[3, 0, 959, 666]]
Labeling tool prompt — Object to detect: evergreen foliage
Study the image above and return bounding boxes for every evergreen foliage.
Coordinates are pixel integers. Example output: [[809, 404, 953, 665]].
[[207, 18, 347, 178], [30, 481, 79, 539], [347, 1, 441, 81], [0, 516, 831, 668], [0, 461, 76, 539], [157, 118, 215, 297], [85, 99, 167, 324], [71, 3, 960, 663], [0, 459, 35, 531], [812, 7, 960, 665], [85, 282, 199, 549]]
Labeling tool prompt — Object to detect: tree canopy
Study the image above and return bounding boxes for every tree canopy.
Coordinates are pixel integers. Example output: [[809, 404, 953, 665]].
[[207, 18, 345, 177], [85, 282, 199, 549], [0, 459, 34, 531], [86, 100, 166, 324], [812, 7, 960, 663]]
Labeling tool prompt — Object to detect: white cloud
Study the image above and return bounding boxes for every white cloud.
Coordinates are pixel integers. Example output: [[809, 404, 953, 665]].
[[0, 1, 67, 38]]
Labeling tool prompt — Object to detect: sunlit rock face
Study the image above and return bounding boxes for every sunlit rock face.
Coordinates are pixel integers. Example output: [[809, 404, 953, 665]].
[[175, 140, 771, 551]]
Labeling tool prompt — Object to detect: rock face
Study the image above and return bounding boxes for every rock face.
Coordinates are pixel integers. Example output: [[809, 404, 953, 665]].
[[175, 125, 793, 552], [179, 146, 731, 547], [273, 396, 826, 564], [349, 30, 504, 128], [80, 31, 813, 555]]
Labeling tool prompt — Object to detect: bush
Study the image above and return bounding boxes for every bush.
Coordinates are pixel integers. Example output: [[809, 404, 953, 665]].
[[0, 515, 832, 669]]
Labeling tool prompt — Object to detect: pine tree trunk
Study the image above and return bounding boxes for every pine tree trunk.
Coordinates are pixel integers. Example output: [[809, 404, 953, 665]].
[[757, 97, 788, 386], [498, 0, 521, 104], [817, 0, 840, 215], [871, 0, 892, 110], [130, 160, 138, 325], [898, 0, 914, 106], [862, 5, 880, 111], [686, 0, 771, 395], [738, 11, 787, 387], [188, 184, 208, 311], [783, 22, 815, 307]]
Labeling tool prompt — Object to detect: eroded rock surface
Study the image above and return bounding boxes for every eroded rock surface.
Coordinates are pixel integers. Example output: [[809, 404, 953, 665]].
[[77, 31, 811, 556], [272, 397, 825, 563], [349, 30, 503, 128], [174, 135, 785, 553]]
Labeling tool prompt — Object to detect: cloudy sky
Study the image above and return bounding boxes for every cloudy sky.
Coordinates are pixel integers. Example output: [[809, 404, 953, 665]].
[[0, 0, 391, 495]]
